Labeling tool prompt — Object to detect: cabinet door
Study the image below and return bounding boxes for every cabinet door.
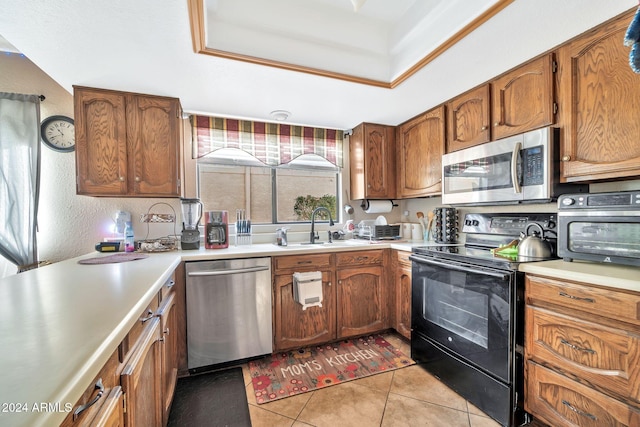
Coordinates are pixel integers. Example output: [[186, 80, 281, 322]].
[[491, 54, 554, 140], [157, 292, 178, 426], [394, 253, 412, 340], [337, 265, 386, 338], [396, 105, 445, 198], [349, 123, 395, 200], [273, 271, 336, 351], [557, 10, 640, 182], [127, 95, 181, 196], [90, 387, 125, 427], [74, 87, 128, 195], [121, 317, 162, 427], [447, 84, 491, 152]]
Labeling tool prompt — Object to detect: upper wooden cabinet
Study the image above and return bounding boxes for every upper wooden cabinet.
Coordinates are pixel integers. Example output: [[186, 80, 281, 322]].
[[556, 9, 640, 182], [74, 86, 182, 197], [447, 84, 491, 152], [396, 105, 445, 198], [491, 54, 555, 140], [349, 123, 395, 200]]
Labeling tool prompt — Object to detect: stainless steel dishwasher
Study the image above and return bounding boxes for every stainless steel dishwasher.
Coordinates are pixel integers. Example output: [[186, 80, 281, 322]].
[[185, 257, 272, 371]]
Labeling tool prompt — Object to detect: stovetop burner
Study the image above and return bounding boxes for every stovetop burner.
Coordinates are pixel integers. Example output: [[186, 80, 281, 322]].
[[412, 212, 558, 270]]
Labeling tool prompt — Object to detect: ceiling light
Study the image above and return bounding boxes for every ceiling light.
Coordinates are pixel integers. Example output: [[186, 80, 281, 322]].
[[350, 0, 367, 12], [270, 110, 290, 121]]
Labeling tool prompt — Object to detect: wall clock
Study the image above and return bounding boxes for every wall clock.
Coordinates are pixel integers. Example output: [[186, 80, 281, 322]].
[[41, 115, 75, 152]]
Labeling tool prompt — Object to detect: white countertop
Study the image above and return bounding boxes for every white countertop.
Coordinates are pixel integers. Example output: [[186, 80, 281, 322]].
[[0, 240, 417, 427], [2, 240, 637, 426]]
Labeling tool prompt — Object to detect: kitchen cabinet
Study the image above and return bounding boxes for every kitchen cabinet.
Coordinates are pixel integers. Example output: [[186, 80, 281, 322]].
[[336, 250, 387, 339], [556, 9, 640, 182], [349, 122, 396, 200], [60, 349, 122, 427], [121, 316, 163, 427], [391, 250, 411, 340], [158, 291, 178, 426], [525, 274, 640, 426], [396, 105, 445, 198], [74, 86, 182, 197], [446, 84, 491, 152], [273, 254, 336, 351], [490, 54, 555, 140]]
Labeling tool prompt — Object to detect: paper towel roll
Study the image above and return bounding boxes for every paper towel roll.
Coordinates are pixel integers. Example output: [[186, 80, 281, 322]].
[[363, 200, 394, 214]]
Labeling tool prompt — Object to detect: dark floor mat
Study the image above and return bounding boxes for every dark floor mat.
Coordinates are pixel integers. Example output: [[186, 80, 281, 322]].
[[168, 367, 251, 427]]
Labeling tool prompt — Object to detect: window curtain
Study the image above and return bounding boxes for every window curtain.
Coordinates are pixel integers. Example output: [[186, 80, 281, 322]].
[[0, 93, 41, 271], [192, 115, 344, 167]]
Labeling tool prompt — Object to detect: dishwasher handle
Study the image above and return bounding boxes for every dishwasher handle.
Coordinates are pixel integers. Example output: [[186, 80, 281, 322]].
[[187, 265, 270, 277]]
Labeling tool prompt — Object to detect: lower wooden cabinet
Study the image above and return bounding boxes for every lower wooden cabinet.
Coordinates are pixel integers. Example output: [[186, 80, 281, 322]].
[[90, 387, 124, 427], [158, 292, 178, 426], [273, 250, 389, 351], [525, 274, 640, 426], [121, 316, 163, 427], [392, 250, 411, 340], [273, 270, 336, 351]]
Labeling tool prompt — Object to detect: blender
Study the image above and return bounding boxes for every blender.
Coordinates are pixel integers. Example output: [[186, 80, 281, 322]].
[[180, 198, 203, 250]]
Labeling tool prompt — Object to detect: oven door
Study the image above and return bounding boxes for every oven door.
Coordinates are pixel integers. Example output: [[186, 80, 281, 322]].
[[410, 254, 515, 383]]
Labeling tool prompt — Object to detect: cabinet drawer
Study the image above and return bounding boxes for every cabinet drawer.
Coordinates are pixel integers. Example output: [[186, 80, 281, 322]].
[[526, 361, 640, 427], [396, 250, 411, 267], [526, 275, 640, 326], [119, 297, 160, 363], [159, 273, 176, 303], [274, 253, 332, 271], [336, 250, 384, 267], [526, 305, 640, 403]]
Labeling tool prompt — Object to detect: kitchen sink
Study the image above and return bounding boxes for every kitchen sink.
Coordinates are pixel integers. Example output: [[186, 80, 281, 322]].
[[275, 240, 368, 249]]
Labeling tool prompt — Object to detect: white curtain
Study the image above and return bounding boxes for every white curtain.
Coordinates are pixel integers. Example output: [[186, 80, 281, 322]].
[[0, 93, 41, 273]]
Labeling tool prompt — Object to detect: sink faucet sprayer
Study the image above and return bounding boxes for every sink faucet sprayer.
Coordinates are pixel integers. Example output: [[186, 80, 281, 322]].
[[310, 207, 334, 244]]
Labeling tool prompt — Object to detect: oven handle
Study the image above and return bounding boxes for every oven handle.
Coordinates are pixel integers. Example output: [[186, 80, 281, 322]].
[[409, 255, 511, 280]]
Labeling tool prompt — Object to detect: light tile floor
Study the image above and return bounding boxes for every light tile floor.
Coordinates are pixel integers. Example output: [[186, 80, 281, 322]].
[[241, 333, 501, 427]]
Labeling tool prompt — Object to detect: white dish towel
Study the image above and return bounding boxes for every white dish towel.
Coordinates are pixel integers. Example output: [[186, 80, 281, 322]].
[[293, 271, 323, 310]]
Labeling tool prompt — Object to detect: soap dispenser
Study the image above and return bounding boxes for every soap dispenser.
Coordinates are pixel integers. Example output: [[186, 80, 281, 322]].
[[276, 227, 289, 246]]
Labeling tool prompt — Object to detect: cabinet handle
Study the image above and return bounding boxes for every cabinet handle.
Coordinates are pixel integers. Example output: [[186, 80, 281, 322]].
[[135, 176, 141, 182], [560, 339, 596, 354], [166, 280, 175, 289], [561, 155, 571, 162], [140, 309, 155, 323], [119, 176, 125, 182], [297, 260, 313, 265], [160, 327, 170, 342], [73, 378, 104, 420], [355, 256, 369, 262], [494, 122, 499, 127], [561, 400, 597, 421], [481, 126, 487, 131], [558, 291, 594, 303]]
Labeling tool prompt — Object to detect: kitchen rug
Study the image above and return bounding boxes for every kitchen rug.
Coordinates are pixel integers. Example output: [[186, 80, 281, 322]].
[[167, 367, 250, 427], [249, 334, 415, 404]]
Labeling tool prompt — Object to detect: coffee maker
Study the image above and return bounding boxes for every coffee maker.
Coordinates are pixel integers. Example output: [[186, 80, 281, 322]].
[[204, 211, 229, 249], [180, 198, 203, 250]]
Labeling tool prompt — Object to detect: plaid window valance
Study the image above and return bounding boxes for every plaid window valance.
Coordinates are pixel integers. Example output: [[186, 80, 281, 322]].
[[192, 115, 344, 167]]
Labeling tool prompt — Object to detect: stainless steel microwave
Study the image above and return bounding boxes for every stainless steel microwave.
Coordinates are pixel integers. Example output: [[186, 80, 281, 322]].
[[441, 127, 587, 205], [558, 191, 640, 267]]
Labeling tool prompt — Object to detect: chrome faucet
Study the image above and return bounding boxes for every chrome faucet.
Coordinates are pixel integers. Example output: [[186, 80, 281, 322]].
[[310, 207, 334, 244]]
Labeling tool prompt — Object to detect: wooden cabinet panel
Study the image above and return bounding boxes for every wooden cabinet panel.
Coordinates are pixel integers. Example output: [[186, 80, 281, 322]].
[[392, 251, 411, 340], [526, 275, 640, 327], [349, 123, 395, 200], [527, 305, 640, 403], [273, 271, 336, 351], [335, 249, 383, 267], [526, 361, 640, 427], [447, 84, 491, 152], [90, 387, 124, 427], [274, 253, 332, 271], [74, 88, 128, 195], [396, 105, 445, 198], [121, 317, 163, 427], [556, 9, 640, 182], [337, 265, 386, 338], [491, 54, 555, 140], [158, 292, 178, 426], [74, 86, 182, 197]]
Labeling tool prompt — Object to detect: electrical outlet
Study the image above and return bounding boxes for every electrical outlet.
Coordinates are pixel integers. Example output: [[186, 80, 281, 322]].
[[115, 211, 131, 234]]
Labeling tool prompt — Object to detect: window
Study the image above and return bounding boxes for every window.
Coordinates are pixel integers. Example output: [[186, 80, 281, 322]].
[[198, 149, 340, 224]]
